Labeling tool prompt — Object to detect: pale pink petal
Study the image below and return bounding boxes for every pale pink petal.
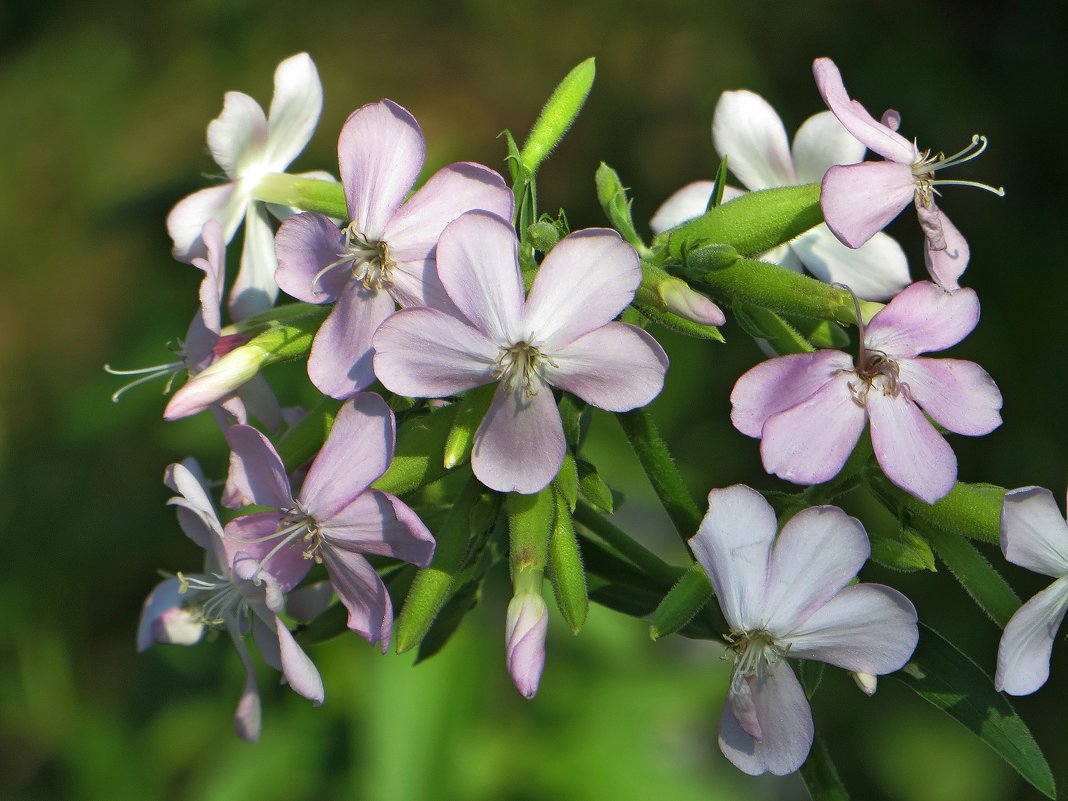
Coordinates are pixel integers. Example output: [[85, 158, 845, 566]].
[[224, 425, 294, 509], [307, 283, 396, 399], [434, 211, 524, 343], [137, 577, 205, 650], [867, 392, 956, 504], [286, 581, 335, 623], [372, 307, 498, 397], [235, 374, 283, 433], [274, 212, 347, 303], [524, 229, 641, 350], [923, 208, 970, 290], [164, 460, 223, 547], [321, 547, 393, 649], [384, 162, 514, 264], [763, 506, 871, 632], [898, 358, 1002, 436], [864, 281, 979, 358], [223, 513, 312, 593], [688, 485, 776, 631], [263, 53, 322, 170], [731, 350, 854, 438], [230, 202, 280, 321], [658, 279, 727, 326], [207, 91, 268, 180], [812, 58, 916, 164], [300, 394, 395, 519], [187, 219, 226, 347], [995, 577, 1068, 695], [783, 584, 919, 673], [649, 181, 716, 235], [788, 227, 910, 302], [544, 322, 667, 412], [339, 100, 424, 240], [321, 490, 436, 567], [472, 386, 565, 495], [760, 373, 867, 486], [228, 626, 262, 742], [275, 617, 325, 704], [712, 90, 797, 190], [791, 110, 867, 184], [506, 592, 548, 698], [251, 612, 283, 669], [821, 161, 916, 248], [1000, 487, 1068, 577], [719, 661, 813, 776], [166, 183, 243, 261]]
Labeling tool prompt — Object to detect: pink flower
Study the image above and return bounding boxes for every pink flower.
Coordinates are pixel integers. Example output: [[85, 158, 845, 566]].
[[690, 485, 918, 775], [813, 57, 1003, 290], [505, 590, 549, 698], [372, 211, 670, 494], [223, 393, 435, 649], [996, 486, 1068, 696], [273, 100, 513, 399], [137, 459, 322, 741], [731, 281, 1002, 503], [652, 89, 910, 301]]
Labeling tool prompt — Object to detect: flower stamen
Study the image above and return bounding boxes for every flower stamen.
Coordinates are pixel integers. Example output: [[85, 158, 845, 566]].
[[494, 341, 556, 397]]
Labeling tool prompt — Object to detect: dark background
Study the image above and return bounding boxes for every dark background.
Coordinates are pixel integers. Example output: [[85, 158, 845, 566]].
[[1, 1, 1065, 799]]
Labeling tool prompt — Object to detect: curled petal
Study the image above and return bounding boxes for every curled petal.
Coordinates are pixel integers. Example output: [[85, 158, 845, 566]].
[[263, 52, 322, 170], [688, 485, 777, 631], [1000, 487, 1068, 577], [791, 110, 867, 184], [166, 183, 243, 261], [545, 323, 668, 413], [275, 617, 325, 705], [759, 373, 867, 486], [864, 281, 979, 358], [184, 220, 227, 366], [228, 625, 263, 742], [718, 661, 813, 776], [472, 386, 565, 495], [898, 358, 1002, 436], [867, 391, 956, 504], [995, 577, 1068, 696], [137, 577, 205, 650], [712, 90, 796, 190], [505, 592, 549, 699], [821, 161, 915, 248], [923, 207, 970, 290]]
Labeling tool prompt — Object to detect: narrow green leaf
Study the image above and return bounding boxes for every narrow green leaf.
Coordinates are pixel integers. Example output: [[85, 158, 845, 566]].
[[924, 527, 1021, 628], [649, 562, 712, 641], [548, 488, 588, 633], [373, 404, 458, 497], [577, 459, 614, 514], [890, 625, 1056, 799], [733, 303, 815, 355], [519, 57, 596, 175], [799, 660, 826, 700], [869, 527, 937, 572], [799, 734, 850, 801]]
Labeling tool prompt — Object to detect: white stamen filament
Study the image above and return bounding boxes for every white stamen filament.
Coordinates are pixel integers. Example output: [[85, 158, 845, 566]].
[[911, 134, 1004, 199], [176, 571, 244, 626], [227, 508, 324, 584], [724, 628, 789, 679], [104, 361, 184, 402], [310, 222, 396, 296], [493, 341, 556, 397]]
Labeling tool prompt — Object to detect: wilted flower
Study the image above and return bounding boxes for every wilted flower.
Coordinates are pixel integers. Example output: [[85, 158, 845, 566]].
[[690, 485, 918, 775], [373, 211, 669, 494], [996, 486, 1068, 695]]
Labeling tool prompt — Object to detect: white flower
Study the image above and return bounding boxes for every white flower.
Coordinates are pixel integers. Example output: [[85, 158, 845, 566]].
[[651, 90, 911, 301], [166, 53, 324, 320], [689, 485, 918, 775], [996, 486, 1068, 695]]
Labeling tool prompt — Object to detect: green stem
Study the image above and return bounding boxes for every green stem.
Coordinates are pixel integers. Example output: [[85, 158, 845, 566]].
[[573, 500, 678, 587]]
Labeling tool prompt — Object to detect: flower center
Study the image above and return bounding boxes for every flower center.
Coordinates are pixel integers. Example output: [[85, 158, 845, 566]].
[[847, 348, 906, 406], [493, 341, 555, 397], [724, 628, 789, 679], [310, 222, 396, 296], [911, 134, 1005, 208], [176, 571, 245, 628], [232, 505, 325, 586]]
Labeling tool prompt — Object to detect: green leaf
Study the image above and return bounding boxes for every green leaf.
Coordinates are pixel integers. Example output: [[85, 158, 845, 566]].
[[414, 575, 483, 664], [595, 162, 645, 251], [649, 563, 712, 641], [519, 57, 596, 175], [442, 384, 496, 469], [799, 734, 851, 801], [869, 528, 937, 572], [798, 660, 826, 700], [890, 625, 1056, 799], [373, 404, 458, 497], [923, 527, 1020, 628], [577, 459, 614, 514], [869, 474, 1006, 545], [733, 303, 815, 355], [547, 488, 588, 633]]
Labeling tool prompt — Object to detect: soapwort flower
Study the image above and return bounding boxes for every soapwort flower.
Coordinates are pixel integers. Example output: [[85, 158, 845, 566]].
[[505, 588, 549, 699], [813, 57, 1004, 290], [731, 281, 1002, 503], [652, 90, 910, 301], [372, 211, 669, 494], [137, 459, 323, 741], [167, 53, 325, 319], [223, 393, 436, 648], [274, 100, 513, 399], [690, 485, 918, 775], [996, 486, 1068, 695]]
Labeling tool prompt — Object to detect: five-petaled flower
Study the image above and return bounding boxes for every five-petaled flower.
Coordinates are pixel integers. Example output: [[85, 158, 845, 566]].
[[137, 458, 323, 741], [274, 99, 514, 399], [372, 210, 670, 494], [689, 485, 918, 775], [223, 392, 436, 649], [813, 57, 1004, 290], [652, 89, 910, 301], [731, 281, 1002, 503], [996, 486, 1068, 696], [167, 53, 326, 319]]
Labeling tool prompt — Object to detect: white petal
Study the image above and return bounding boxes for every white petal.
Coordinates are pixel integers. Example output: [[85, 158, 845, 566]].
[[791, 110, 867, 184], [207, 91, 268, 180], [1000, 487, 1068, 577], [649, 181, 715, 235], [712, 90, 796, 190], [788, 227, 910, 301], [264, 53, 322, 170], [166, 183, 244, 261], [229, 202, 279, 321], [995, 577, 1068, 696]]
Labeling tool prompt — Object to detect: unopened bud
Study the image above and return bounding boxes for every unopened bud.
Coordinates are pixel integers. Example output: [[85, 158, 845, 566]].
[[852, 671, 878, 696], [658, 277, 726, 326], [505, 589, 548, 699], [164, 345, 266, 420]]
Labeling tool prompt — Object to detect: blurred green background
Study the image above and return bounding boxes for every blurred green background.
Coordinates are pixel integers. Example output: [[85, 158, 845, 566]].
[[2, 0, 1066, 799]]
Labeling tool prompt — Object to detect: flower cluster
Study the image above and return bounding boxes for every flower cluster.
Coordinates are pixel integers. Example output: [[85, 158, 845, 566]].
[[123, 52, 1060, 792]]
